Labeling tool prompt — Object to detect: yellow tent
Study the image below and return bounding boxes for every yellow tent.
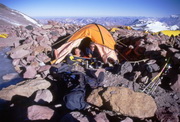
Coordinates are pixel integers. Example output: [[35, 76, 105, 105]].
[[160, 30, 180, 37], [125, 26, 132, 30], [54, 23, 118, 64], [67, 24, 116, 50], [110, 28, 120, 32]]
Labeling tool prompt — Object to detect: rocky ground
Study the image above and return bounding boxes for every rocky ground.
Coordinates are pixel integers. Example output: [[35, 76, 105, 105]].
[[0, 21, 180, 122]]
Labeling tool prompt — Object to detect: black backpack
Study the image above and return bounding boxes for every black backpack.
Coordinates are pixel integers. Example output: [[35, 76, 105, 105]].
[[63, 87, 88, 110]]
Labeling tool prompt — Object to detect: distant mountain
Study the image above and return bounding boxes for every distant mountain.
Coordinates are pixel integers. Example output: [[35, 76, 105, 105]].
[[130, 18, 179, 32], [37, 15, 180, 32], [0, 4, 41, 27], [159, 14, 180, 27], [36, 16, 145, 26]]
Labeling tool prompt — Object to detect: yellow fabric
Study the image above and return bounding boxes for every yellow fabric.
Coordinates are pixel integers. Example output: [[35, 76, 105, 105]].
[[0, 33, 8, 38], [160, 30, 180, 37], [110, 28, 120, 32], [67, 24, 116, 50], [125, 26, 132, 30]]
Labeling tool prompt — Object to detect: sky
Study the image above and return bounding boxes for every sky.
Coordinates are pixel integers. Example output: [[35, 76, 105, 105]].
[[0, 0, 180, 17]]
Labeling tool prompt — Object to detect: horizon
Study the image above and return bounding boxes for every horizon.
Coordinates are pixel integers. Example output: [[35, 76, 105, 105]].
[[0, 0, 180, 18]]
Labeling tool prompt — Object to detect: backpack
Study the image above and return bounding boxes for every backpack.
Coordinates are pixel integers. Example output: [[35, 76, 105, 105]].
[[63, 87, 88, 110]]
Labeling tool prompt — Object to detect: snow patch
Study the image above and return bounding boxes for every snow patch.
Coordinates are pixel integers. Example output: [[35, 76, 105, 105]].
[[170, 25, 179, 30], [131, 19, 179, 32], [11, 10, 42, 27]]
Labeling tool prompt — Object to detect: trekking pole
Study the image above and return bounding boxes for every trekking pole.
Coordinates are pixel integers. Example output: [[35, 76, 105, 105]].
[[151, 78, 161, 95], [142, 58, 170, 94]]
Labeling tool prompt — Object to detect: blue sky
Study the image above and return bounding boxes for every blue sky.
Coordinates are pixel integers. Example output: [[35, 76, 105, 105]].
[[0, 0, 180, 17]]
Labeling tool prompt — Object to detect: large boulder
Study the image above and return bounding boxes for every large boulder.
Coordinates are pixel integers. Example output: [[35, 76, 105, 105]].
[[0, 79, 51, 101], [27, 105, 54, 120], [87, 87, 157, 119]]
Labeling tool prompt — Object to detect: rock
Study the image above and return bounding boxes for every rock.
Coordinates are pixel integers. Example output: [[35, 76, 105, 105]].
[[36, 35, 44, 42], [20, 58, 27, 66], [39, 30, 47, 35], [87, 87, 103, 107], [0, 37, 22, 47], [173, 53, 180, 65], [23, 65, 37, 79], [38, 65, 51, 72], [50, 30, 59, 36], [87, 87, 157, 119], [34, 89, 53, 104], [171, 74, 180, 92], [167, 47, 179, 57], [25, 25, 34, 30], [12, 59, 20, 66], [32, 30, 41, 36], [26, 55, 35, 63], [37, 53, 51, 63], [10, 48, 31, 59], [27, 105, 54, 120], [156, 108, 179, 122], [60, 111, 90, 122], [0, 79, 51, 101], [94, 112, 109, 122], [2, 73, 19, 81], [39, 41, 52, 51], [32, 46, 44, 55], [121, 117, 133, 122], [42, 25, 53, 30]]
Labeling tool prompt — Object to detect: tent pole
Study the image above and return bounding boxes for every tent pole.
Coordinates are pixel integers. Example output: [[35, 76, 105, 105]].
[[52, 34, 72, 47]]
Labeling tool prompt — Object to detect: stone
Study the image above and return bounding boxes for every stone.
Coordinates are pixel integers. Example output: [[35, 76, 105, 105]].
[[121, 117, 133, 122], [0, 79, 51, 101], [38, 65, 51, 72], [39, 41, 52, 51], [61, 111, 90, 122], [32, 30, 41, 36], [167, 47, 179, 57], [36, 35, 44, 42], [87, 87, 103, 107], [26, 55, 35, 63], [27, 105, 54, 120], [94, 112, 109, 122], [37, 53, 51, 63], [156, 108, 179, 122], [50, 30, 59, 36], [87, 87, 157, 119], [0, 37, 22, 47], [171, 74, 180, 92], [2, 73, 19, 81], [25, 25, 34, 30], [20, 58, 27, 66], [34, 89, 53, 104], [173, 53, 180, 65], [39, 30, 47, 35], [10, 48, 31, 59], [32, 46, 44, 55], [12, 59, 20, 66], [23, 65, 37, 79], [42, 25, 53, 30]]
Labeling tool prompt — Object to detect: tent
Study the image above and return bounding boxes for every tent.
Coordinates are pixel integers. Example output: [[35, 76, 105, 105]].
[[159, 30, 180, 37], [54, 23, 118, 64]]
